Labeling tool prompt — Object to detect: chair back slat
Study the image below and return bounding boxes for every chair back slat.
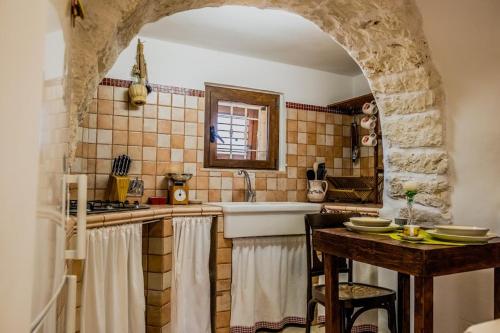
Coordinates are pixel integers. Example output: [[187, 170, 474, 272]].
[[305, 213, 360, 278]]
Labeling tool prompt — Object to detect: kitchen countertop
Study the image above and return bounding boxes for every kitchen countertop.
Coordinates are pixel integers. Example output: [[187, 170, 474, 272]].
[[67, 204, 223, 233], [67, 201, 380, 235]]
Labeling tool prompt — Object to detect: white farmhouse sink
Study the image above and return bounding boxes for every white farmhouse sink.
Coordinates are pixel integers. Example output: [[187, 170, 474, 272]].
[[209, 202, 322, 238]]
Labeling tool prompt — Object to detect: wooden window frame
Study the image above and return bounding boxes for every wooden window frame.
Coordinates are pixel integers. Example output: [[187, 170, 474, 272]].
[[204, 85, 280, 170]]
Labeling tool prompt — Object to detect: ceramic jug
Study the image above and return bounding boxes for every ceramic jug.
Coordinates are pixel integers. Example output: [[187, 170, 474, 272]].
[[307, 180, 328, 202]]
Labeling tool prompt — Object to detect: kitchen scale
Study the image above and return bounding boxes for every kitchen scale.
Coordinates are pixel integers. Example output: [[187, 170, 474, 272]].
[[167, 173, 192, 205]]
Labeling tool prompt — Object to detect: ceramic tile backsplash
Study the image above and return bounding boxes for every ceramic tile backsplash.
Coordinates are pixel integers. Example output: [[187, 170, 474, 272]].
[[74, 80, 356, 203]]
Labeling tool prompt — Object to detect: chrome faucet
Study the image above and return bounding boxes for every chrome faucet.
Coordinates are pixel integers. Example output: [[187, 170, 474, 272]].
[[238, 169, 256, 202]]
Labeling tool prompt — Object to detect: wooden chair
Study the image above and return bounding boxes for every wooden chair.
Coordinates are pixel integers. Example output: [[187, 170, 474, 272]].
[[305, 213, 397, 333]]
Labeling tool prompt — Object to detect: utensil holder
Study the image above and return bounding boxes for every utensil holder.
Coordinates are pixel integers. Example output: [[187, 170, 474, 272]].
[[105, 175, 130, 202]]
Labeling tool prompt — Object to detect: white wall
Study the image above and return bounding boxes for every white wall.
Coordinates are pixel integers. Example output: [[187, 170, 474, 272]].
[[0, 0, 46, 331], [107, 36, 362, 105], [352, 73, 371, 96], [418, 0, 500, 331]]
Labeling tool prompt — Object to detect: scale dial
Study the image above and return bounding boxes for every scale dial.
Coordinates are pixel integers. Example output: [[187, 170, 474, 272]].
[[174, 189, 187, 202]]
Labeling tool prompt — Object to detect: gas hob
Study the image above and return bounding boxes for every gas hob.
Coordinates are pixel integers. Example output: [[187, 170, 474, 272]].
[[68, 200, 150, 215]]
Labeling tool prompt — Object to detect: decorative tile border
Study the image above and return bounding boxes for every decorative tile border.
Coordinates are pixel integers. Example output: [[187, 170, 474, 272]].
[[100, 78, 205, 97], [100, 77, 351, 114]]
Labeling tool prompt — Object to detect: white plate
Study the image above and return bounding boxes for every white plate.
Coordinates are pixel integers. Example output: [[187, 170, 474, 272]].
[[434, 225, 489, 237], [401, 234, 424, 241], [344, 222, 400, 233], [427, 230, 497, 243], [349, 217, 392, 227]]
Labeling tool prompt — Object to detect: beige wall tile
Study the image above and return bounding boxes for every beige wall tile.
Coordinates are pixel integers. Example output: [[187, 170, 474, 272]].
[[96, 159, 111, 174], [144, 104, 157, 118], [209, 177, 222, 190], [98, 85, 113, 100], [142, 161, 156, 176], [172, 94, 184, 108], [171, 121, 184, 135], [267, 178, 277, 190], [157, 148, 170, 162], [297, 120, 307, 132], [185, 95, 198, 109], [183, 150, 196, 163], [297, 110, 307, 121], [221, 177, 233, 190], [287, 108, 297, 120], [113, 87, 128, 101], [184, 136, 197, 149], [298, 133, 307, 144], [144, 118, 157, 133], [128, 146, 142, 160], [158, 93, 172, 106], [158, 106, 171, 120], [157, 134, 170, 148], [221, 190, 232, 202], [129, 105, 143, 118], [128, 131, 142, 146], [184, 108, 198, 122], [97, 114, 113, 129], [113, 101, 129, 116], [98, 100, 113, 115], [113, 116, 128, 130], [146, 91, 158, 105], [88, 114, 97, 129], [171, 107, 184, 121], [184, 122, 197, 136], [170, 149, 183, 162], [143, 133, 157, 147], [143, 147, 157, 161], [158, 120, 171, 134], [307, 111, 317, 122], [129, 117, 143, 132], [112, 145, 127, 156], [97, 130, 112, 144]]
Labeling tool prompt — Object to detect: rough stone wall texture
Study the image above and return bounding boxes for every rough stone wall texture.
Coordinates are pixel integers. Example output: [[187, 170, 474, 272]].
[[68, 0, 450, 221]]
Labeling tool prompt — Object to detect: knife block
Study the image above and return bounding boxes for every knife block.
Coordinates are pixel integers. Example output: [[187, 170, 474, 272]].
[[105, 175, 130, 202]]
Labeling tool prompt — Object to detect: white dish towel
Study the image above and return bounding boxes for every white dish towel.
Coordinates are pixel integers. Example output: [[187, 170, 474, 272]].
[[171, 216, 212, 333], [230, 235, 307, 332], [81, 224, 145, 333]]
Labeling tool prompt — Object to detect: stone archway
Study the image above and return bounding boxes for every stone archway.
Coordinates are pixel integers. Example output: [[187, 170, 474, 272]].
[[69, 0, 450, 222]]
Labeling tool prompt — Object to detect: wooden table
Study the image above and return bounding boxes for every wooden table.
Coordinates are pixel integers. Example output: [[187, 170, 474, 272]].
[[312, 228, 500, 333]]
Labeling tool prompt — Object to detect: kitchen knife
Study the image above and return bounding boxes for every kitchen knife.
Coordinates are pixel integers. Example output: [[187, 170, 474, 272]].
[[121, 154, 128, 176], [125, 156, 132, 176], [111, 158, 117, 175], [317, 163, 326, 180], [115, 155, 124, 176], [123, 155, 130, 176], [119, 155, 126, 176]]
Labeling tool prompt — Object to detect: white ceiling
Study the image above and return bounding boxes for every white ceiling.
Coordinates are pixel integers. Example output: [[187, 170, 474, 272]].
[[140, 6, 361, 76]]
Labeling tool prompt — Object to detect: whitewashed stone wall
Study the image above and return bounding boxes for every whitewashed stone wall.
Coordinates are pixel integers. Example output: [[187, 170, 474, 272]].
[[68, 0, 451, 223]]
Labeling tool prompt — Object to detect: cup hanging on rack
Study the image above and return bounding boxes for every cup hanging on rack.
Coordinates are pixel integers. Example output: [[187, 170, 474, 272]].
[[362, 101, 378, 115], [362, 133, 378, 147], [360, 115, 377, 130]]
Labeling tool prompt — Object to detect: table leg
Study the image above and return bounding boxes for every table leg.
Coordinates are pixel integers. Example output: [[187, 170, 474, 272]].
[[324, 254, 342, 333], [414, 276, 433, 333], [494, 267, 500, 318], [398, 272, 411, 333]]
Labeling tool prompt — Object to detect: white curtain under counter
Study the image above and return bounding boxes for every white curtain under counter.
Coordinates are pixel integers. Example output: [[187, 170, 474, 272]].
[[230, 235, 307, 332], [171, 216, 213, 333], [81, 224, 145, 333]]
